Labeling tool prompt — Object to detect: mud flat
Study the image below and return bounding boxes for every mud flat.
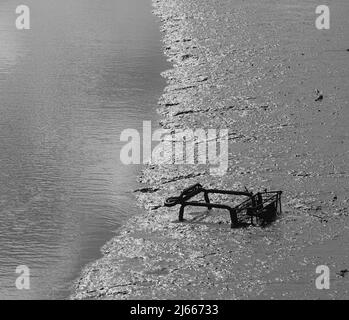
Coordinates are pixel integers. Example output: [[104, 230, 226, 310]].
[[72, 0, 349, 299]]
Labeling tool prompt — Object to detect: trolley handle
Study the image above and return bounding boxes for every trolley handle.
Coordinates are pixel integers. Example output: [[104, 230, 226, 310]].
[[180, 183, 203, 199]]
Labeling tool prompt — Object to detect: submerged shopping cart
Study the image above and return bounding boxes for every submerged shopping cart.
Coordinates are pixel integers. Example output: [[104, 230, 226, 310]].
[[164, 183, 282, 228]]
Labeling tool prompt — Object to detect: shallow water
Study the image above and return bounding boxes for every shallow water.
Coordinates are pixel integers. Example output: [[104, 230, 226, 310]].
[[0, 0, 167, 299]]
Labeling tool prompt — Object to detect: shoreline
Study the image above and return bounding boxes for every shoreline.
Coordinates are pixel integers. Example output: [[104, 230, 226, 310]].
[[71, 0, 349, 299]]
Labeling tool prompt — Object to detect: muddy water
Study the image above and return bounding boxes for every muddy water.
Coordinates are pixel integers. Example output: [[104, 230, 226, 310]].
[[0, 0, 167, 299]]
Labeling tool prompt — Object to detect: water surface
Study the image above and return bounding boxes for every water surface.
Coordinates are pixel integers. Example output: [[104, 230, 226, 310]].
[[0, 0, 167, 299]]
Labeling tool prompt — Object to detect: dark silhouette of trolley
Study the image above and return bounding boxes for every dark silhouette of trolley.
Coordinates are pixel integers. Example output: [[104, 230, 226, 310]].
[[164, 183, 282, 228]]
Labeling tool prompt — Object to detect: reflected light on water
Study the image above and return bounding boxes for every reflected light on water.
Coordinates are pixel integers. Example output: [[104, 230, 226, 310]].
[[0, 0, 167, 299]]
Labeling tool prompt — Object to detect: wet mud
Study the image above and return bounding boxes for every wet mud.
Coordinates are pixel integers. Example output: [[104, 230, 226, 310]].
[[71, 0, 349, 299]]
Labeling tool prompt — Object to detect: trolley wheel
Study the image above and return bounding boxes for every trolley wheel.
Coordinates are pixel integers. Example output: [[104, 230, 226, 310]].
[[251, 215, 264, 227]]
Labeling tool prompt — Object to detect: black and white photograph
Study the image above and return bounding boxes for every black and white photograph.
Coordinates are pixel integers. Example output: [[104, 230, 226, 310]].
[[0, 0, 348, 308]]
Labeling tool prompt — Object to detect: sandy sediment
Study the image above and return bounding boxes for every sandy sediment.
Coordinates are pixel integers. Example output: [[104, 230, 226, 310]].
[[71, 0, 349, 299]]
